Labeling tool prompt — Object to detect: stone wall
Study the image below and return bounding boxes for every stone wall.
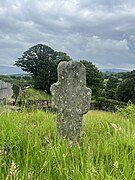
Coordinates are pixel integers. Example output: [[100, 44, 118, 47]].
[[90, 101, 126, 112], [1, 97, 124, 112], [19, 99, 52, 111], [15, 99, 124, 112]]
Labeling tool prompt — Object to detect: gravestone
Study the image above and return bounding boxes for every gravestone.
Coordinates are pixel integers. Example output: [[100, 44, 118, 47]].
[[0, 80, 13, 102], [51, 61, 92, 141]]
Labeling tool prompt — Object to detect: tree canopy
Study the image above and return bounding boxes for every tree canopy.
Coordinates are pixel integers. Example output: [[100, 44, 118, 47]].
[[116, 71, 135, 103], [15, 44, 105, 97], [80, 60, 104, 97], [15, 44, 71, 93], [105, 76, 120, 99]]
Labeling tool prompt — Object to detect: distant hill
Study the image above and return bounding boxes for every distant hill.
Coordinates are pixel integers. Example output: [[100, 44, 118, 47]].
[[100, 68, 130, 73], [0, 66, 26, 75], [0, 66, 130, 75]]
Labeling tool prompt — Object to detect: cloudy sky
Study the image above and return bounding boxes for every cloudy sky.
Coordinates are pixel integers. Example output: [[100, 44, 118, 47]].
[[0, 0, 135, 70]]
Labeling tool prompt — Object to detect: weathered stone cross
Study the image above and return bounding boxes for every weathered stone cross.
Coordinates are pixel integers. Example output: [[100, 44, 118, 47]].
[[51, 61, 91, 141]]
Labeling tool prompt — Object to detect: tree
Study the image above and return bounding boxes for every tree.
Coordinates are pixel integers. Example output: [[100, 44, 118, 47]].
[[105, 76, 120, 99], [122, 70, 135, 79], [80, 60, 104, 98], [115, 70, 135, 103], [15, 44, 71, 94], [116, 77, 135, 103]]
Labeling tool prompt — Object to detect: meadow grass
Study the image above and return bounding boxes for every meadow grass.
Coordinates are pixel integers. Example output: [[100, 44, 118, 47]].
[[0, 106, 135, 179]]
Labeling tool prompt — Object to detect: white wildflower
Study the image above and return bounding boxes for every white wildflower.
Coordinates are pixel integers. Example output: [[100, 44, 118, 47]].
[[111, 123, 118, 130], [113, 161, 118, 169]]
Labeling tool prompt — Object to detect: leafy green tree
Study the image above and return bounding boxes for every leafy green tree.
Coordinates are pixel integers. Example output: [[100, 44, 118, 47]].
[[80, 60, 104, 98], [105, 76, 120, 99], [122, 70, 135, 79], [116, 70, 135, 103], [15, 44, 71, 94], [116, 78, 135, 103]]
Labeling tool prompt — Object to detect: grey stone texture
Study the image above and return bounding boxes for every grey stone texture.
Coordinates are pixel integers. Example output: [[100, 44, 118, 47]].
[[51, 61, 91, 141], [0, 80, 13, 100]]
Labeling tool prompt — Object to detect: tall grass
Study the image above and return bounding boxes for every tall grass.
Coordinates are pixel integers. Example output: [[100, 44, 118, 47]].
[[0, 106, 135, 179]]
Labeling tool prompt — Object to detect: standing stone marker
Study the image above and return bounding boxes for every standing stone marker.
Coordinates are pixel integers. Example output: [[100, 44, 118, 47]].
[[51, 61, 92, 141], [0, 80, 13, 101]]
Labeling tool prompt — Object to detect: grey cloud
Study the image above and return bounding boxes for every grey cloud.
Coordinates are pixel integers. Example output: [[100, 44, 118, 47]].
[[0, 0, 135, 70]]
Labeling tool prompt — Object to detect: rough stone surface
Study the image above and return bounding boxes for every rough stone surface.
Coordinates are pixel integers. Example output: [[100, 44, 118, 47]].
[[51, 61, 92, 141], [0, 80, 13, 100]]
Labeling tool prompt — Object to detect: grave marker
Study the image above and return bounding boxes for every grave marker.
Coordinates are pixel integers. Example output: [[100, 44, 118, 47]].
[[0, 80, 13, 100], [51, 61, 92, 141]]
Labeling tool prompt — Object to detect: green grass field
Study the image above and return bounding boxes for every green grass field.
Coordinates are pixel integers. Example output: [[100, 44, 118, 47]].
[[0, 105, 135, 179]]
